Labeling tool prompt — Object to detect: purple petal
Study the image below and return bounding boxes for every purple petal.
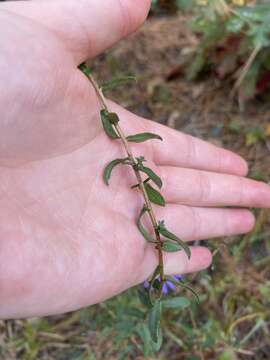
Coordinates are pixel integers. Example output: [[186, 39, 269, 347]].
[[172, 275, 183, 282], [143, 281, 150, 289], [162, 283, 169, 295], [166, 281, 176, 291]]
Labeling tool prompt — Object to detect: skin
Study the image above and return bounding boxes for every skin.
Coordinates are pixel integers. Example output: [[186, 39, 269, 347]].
[[1, 0, 270, 319]]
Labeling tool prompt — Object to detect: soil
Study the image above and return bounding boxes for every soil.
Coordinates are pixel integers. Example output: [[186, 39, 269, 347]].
[[91, 15, 270, 179]]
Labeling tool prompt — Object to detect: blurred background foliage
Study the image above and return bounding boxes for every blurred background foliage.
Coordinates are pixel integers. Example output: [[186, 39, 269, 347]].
[[1, 1, 270, 359], [152, 0, 270, 101]]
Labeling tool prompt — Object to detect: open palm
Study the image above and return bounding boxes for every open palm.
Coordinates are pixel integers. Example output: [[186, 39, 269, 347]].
[[1, 0, 270, 319]]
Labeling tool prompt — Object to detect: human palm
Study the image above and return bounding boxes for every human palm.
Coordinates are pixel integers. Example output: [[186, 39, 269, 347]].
[[1, 0, 270, 319]]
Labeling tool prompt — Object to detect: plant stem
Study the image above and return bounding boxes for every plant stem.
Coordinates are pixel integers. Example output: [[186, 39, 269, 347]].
[[88, 73, 165, 289]]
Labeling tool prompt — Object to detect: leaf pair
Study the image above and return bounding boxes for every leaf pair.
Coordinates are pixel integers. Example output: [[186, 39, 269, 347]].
[[132, 159, 165, 206], [131, 170, 165, 207], [158, 221, 191, 259], [101, 110, 163, 145]]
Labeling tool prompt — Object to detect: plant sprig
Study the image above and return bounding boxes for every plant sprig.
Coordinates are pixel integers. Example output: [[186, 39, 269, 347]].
[[79, 63, 192, 344]]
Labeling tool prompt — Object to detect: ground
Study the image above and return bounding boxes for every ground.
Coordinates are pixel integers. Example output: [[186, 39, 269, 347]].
[[1, 14, 270, 360]]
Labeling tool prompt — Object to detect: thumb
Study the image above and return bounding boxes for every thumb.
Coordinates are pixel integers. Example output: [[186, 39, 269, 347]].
[[2, 0, 151, 64]]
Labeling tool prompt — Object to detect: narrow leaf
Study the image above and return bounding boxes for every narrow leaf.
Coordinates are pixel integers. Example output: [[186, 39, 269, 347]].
[[169, 277, 200, 304], [136, 324, 152, 357], [78, 63, 91, 77], [162, 240, 182, 252], [136, 324, 163, 356], [151, 328, 163, 352], [148, 300, 162, 343], [178, 282, 200, 304], [173, 238, 190, 259], [140, 166, 162, 188], [162, 296, 190, 309], [149, 265, 162, 294], [137, 207, 155, 243], [103, 158, 128, 185], [138, 287, 153, 309], [100, 110, 120, 139], [126, 133, 163, 143], [150, 265, 161, 283], [101, 75, 137, 92], [158, 221, 191, 258], [145, 183, 165, 207]]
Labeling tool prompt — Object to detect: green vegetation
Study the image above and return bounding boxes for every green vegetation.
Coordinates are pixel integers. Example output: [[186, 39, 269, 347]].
[[1, 217, 269, 358], [1, 1, 270, 359]]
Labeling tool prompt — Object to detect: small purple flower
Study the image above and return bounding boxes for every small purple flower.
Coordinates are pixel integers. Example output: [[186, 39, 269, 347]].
[[143, 275, 183, 295], [171, 275, 183, 282]]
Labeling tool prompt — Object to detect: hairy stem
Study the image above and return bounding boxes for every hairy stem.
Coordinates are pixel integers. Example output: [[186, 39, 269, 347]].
[[88, 73, 165, 289]]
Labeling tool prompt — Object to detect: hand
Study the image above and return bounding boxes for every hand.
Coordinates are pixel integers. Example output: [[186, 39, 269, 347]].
[[1, 0, 270, 319]]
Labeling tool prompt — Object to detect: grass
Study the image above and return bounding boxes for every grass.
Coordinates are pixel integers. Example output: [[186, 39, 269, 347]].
[[1, 218, 270, 359]]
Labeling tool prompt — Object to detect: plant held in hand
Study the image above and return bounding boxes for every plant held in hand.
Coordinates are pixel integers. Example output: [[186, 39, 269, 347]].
[[79, 63, 194, 345]]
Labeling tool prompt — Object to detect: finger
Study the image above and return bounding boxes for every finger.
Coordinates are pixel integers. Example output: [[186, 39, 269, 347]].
[[159, 166, 270, 208], [109, 105, 248, 176], [137, 246, 212, 283], [147, 120, 248, 176], [154, 205, 255, 241], [1, 0, 151, 64]]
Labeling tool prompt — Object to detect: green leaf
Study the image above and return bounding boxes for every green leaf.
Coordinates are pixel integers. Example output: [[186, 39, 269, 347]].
[[136, 323, 162, 356], [136, 324, 152, 357], [100, 110, 120, 139], [137, 206, 156, 243], [162, 240, 182, 252], [103, 158, 128, 185], [126, 133, 163, 143], [145, 184, 165, 207], [151, 327, 163, 352], [78, 63, 92, 77], [158, 221, 191, 258], [138, 287, 152, 309], [101, 75, 137, 92], [150, 265, 161, 283], [139, 166, 162, 188], [162, 296, 191, 310], [148, 300, 162, 343]]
